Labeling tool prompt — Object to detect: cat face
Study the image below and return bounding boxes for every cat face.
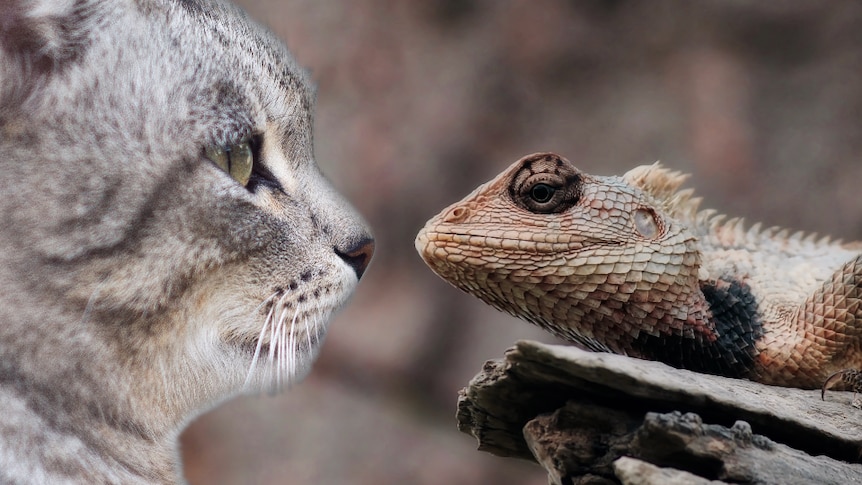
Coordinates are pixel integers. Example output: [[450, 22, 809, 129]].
[[0, 0, 373, 428]]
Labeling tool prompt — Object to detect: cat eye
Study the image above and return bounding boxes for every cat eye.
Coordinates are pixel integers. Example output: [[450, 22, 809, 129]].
[[205, 141, 253, 187]]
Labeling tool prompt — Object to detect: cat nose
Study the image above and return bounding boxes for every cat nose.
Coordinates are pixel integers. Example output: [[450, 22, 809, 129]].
[[335, 237, 375, 280]]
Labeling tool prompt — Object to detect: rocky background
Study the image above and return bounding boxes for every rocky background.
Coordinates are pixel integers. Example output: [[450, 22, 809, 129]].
[[180, 1, 862, 483]]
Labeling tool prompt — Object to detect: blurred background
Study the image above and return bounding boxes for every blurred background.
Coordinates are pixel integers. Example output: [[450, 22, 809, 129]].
[[181, 1, 862, 483]]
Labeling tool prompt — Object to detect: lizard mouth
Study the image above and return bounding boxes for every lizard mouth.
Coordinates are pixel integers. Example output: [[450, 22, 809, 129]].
[[416, 225, 598, 261]]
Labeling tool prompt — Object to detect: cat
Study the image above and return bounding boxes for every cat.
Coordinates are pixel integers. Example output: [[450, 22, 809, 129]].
[[0, 0, 373, 482]]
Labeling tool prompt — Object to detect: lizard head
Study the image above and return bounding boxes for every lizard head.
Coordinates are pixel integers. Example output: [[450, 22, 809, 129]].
[[415, 152, 707, 352]]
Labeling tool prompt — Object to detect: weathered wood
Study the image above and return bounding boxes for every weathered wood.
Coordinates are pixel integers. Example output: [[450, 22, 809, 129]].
[[457, 340, 862, 484], [522, 401, 638, 484], [612, 457, 726, 485]]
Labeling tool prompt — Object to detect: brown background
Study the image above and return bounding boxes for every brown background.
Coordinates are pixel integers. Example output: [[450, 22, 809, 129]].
[[180, 1, 862, 483]]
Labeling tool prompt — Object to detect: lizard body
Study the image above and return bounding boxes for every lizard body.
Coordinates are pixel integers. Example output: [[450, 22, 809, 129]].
[[416, 153, 862, 390]]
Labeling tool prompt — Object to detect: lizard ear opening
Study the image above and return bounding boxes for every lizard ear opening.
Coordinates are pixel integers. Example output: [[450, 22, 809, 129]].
[[633, 208, 661, 239]]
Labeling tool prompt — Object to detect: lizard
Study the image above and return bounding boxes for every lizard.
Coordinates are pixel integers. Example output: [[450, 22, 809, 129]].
[[415, 152, 862, 400]]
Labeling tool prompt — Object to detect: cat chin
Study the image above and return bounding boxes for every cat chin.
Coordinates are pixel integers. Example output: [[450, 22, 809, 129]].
[[236, 325, 327, 393], [235, 274, 356, 392]]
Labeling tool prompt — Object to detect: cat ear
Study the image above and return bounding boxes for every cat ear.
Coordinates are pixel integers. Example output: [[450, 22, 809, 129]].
[[0, 0, 94, 68], [1, 0, 96, 109]]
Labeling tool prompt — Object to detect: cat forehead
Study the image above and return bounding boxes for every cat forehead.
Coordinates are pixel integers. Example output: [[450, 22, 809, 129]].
[[173, 1, 316, 153], [168, 0, 316, 104], [135, 0, 317, 138]]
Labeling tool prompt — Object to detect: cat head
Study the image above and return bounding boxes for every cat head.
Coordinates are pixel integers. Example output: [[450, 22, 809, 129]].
[[0, 0, 373, 430]]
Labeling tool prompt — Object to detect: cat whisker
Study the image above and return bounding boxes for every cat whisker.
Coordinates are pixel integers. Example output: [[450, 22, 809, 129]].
[[305, 310, 314, 359], [244, 290, 329, 392], [267, 296, 289, 390], [244, 292, 280, 388], [286, 303, 301, 391], [271, 294, 299, 392], [278, 304, 292, 391]]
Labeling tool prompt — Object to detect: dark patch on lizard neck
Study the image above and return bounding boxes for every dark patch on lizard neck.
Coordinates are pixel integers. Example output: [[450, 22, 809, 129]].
[[634, 278, 763, 379]]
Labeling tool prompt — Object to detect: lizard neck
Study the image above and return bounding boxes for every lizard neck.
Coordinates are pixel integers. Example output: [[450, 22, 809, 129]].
[[624, 277, 764, 378]]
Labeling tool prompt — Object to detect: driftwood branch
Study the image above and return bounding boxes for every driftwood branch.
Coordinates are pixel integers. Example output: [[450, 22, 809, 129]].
[[457, 340, 862, 484]]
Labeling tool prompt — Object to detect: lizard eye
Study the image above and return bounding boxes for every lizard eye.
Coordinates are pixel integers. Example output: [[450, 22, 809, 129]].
[[508, 152, 582, 214], [514, 175, 580, 213], [530, 183, 556, 203]]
